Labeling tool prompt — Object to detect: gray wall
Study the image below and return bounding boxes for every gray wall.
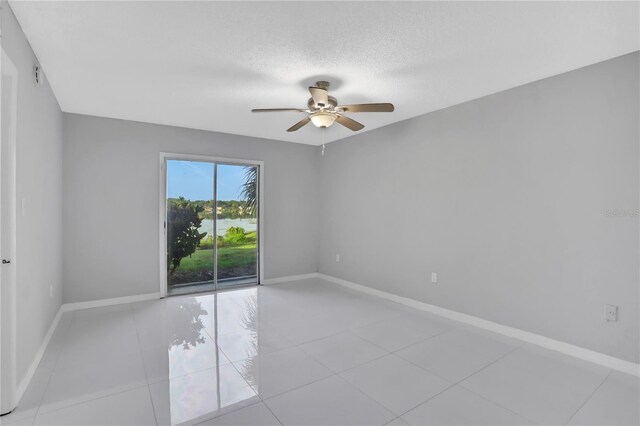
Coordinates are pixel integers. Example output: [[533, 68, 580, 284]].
[[62, 114, 320, 303], [2, 3, 64, 382], [319, 52, 639, 363]]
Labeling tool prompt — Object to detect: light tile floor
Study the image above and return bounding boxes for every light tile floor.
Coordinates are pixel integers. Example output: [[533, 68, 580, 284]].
[[1, 278, 638, 426]]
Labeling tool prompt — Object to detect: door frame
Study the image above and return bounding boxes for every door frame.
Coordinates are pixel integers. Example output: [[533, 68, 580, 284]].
[[158, 152, 264, 297], [1, 47, 19, 415]]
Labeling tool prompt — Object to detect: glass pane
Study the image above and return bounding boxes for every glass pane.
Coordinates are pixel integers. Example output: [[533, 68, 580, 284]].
[[166, 160, 215, 294], [216, 164, 258, 288]]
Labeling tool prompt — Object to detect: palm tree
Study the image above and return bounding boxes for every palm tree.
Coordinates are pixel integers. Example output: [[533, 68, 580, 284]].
[[240, 166, 257, 216]]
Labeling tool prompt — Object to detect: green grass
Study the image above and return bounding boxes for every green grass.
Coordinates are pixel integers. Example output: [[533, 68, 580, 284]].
[[176, 244, 256, 272]]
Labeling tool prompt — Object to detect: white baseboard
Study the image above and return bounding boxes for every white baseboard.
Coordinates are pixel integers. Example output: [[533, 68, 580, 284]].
[[318, 273, 640, 377], [15, 292, 160, 406], [61, 292, 160, 312], [14, 277, 311, 406], [14, 275, 316, 408], [16, 306, 64, 402], [262, 273, 319, 285]]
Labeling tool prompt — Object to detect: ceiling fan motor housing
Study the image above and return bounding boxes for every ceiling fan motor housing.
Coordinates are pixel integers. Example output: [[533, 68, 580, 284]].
[[308, 95, 338, 110]]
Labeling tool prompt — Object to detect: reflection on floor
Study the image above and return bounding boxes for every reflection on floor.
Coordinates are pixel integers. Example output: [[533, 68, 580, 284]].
[[2, 278, 638, 425], [168, 277, 258, 296]]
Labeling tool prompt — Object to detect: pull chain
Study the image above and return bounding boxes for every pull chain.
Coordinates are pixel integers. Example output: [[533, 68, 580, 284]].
[[321, 128, 325, 156]]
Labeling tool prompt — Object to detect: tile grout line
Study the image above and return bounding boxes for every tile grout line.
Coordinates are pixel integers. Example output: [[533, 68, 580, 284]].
[[331, 328, 454, 378], [33, 305, 155, 422], [210, 303, 472, 422], [216, 349, 287, 425], [22, 287, 391, 425], [452, 346, 542, 424], [138, 300, 269, 424], [259, 397, 285, 426], [289, 329, 485, 422], [130, 302, 161, 426], [295, 333, 391, 375], [27, 369, 54, 425], [190, 400, 273, 426], [227, 347, 355, 414], [29, 312, 80, 424], [144, 386, 160, 426], [564, 369, 613, 425], [268, 305, 436, 352], [306, 333, 459, 421], [390, 335, 522, 385], [189, 301, 286, 426], [393, 345, 537, 424], [171, 285, 535, 424], [219, 349, 286, 425], [354, 327, 453, 355], [325, 374, 399, 424], [26, 283, 624, 426], [290, 346, 403, 423], [31, 384, 153, 423]]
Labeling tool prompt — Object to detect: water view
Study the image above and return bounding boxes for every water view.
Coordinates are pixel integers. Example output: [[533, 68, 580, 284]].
[[166, 161, 258, 292]]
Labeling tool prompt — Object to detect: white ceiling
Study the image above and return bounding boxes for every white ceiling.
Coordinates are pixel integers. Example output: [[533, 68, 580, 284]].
[[9, 1, 639, 145]]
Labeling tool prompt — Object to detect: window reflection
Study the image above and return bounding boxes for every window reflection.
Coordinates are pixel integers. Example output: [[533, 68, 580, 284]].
[[165, 288, 259, 425]]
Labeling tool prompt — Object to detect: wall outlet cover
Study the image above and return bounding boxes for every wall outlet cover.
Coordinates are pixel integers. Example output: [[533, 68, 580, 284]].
[[604, 304, 618, 322]]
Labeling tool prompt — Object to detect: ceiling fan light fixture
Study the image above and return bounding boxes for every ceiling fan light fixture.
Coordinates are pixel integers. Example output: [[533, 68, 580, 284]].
[[310, 112, 336, 128], [251, 81, 393, 132]]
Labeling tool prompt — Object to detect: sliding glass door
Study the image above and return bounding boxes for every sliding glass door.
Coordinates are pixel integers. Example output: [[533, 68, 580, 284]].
[[165, 158, 259, 295], [216, 164, 258, 289]]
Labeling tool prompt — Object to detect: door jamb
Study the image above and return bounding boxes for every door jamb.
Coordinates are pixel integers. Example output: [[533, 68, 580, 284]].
[[0, 47, 19, 415]]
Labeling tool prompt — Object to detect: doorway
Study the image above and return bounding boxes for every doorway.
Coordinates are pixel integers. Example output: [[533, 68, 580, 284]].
[[160, 154, 263, 296]]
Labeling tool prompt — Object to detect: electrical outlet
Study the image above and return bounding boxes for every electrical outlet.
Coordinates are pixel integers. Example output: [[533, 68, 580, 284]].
[[335, 254, 340, 263], [431, 272, 437, 284], [604, 304, 618, 322]]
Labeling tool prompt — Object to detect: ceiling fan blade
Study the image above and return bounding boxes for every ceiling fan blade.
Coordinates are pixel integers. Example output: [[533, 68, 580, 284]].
[[287, 116, 311, 132], [335, 114, 365, 131], [338, 103, 395, 113], [252, 108, 306, 112], [309, 87, 329, 108]]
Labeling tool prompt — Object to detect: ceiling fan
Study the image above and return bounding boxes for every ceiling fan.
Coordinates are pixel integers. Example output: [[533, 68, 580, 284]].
[[251, 81, 394, 132]]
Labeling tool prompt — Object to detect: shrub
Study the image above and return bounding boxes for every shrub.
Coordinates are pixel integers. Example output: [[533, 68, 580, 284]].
[[199, 234, 215, 250], [244, 231, 257, 244], [224, 227, 247, 245], [167, 197, 207, 275]]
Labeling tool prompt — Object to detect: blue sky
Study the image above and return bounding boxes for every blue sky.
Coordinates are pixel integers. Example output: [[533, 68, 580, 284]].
[[167, 160, 250, 201]]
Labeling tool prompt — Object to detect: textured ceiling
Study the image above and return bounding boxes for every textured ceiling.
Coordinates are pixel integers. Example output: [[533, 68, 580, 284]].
[[9, 1, 639, 145]]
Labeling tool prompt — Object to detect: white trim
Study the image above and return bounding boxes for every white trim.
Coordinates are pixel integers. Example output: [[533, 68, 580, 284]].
[[318, 273, 640, 377], [15, 271, 639, 410], [61, 293, 160, 313], [158, 152, 265, 297], [262, 273, 319, 285], [15, 306, 63, 403], [0, 47, 19, 415], [159, 155, 167, 297], [14, 274, 320, 407], [15, 292, 159, 405]]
